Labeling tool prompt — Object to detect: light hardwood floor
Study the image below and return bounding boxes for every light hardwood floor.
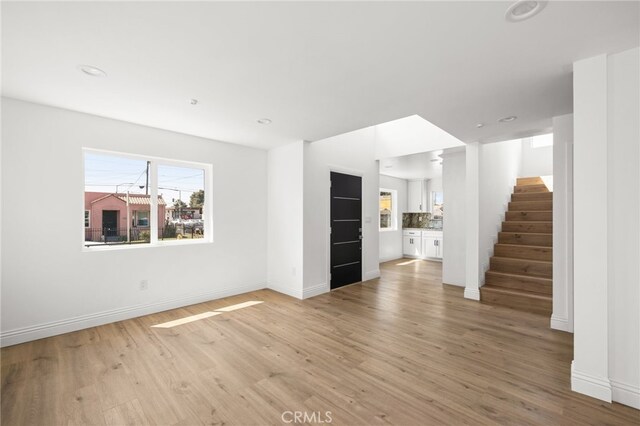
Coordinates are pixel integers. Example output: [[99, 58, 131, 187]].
[[2, 259, 639, 425]]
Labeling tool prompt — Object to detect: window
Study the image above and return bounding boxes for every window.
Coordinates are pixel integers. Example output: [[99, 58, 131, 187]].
[[83, 149, 212, 248], [379, 189, 397, 231], [134, 211, 149, 227], [530, 133, 553, 148]]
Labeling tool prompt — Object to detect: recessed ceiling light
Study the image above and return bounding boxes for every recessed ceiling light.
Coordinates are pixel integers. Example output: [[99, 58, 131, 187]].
[[190, 99, 198, 105], [476, 123, 485, 128], [498, 115, 518, 123], [257, 118, 272, 125], [77, 64, 107, 77], [505, 1, 547, 23]]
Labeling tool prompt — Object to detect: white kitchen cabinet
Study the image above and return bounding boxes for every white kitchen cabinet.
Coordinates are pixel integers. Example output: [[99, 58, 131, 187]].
[[403, 230, 422, 257], [422, 231, 443, 259], [408, 180, 428, 212]]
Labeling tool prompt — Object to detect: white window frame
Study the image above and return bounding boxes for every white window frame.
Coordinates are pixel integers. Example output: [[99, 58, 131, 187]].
[[379, 188, 398, 232], [84, 210, 90, 228], [82, 148, 213, 251]]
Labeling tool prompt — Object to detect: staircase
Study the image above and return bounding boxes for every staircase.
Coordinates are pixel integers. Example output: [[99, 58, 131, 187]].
[[481, 177, 552, 315]]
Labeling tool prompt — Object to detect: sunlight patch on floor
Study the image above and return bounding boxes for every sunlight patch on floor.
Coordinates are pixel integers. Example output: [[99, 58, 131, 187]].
[[152, 311, 221, 328], [151, 301, 264, 328], [396, 259, 422, 266], [215, 300, 264, 312]]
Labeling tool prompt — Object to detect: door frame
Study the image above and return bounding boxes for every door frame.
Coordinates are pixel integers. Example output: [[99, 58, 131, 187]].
[[326, 165, 365, 292]]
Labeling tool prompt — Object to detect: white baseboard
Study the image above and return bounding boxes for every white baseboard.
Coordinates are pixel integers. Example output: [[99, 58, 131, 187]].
[[550, 314, 573, 333], [1, 282, 266, 347], [364, 269, 381, 281], [611, 380, 640, 409], [303, 283, 328, 299], [571, 361, 612, 402], [464, 287, 481, 301], [267, 283, 303, 300]]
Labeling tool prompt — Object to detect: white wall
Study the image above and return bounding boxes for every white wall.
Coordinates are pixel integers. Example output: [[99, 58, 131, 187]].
[[304, 129, 380, 297], [572, 48, 640, 409], [1, 98, 268, 346], [521, 137, 553, 177], [607, 47, 639, 409], [478, 139, 522, 283], [551, 114, 574, 333], [379, 174, 407, 262], [267, 142, 304, 298], [442, 150, 466, 286]]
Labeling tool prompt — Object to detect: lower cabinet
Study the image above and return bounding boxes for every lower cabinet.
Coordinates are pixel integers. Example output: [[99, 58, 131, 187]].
[[422, 234, 443, 259], [403, 230, 443, 260], [403, 235, 422, 257]]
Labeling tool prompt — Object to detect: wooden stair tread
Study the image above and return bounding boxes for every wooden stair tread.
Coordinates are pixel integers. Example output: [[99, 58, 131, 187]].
[[498, 233, 552, 247], [485, 271, 552, 295], [490, 256, 552, 279], [499, 231, 552, 236], [481, 285, 552, 315], [514, 184, 549, 193], [492, 256, 551, 265], [508, 201, 553, 211], [494, 243, 552, 249], [494, 243, 552, 261], [511, 192, 553, 201], [481, 285, 552, 301], [516, 177, 545, 186], [502, 221, 552, 233], [505, 211, 552, 221]]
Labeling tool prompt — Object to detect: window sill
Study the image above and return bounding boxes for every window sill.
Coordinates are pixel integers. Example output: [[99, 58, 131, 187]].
[[379, 228, 398, 233], [82, 238, 214, 252]]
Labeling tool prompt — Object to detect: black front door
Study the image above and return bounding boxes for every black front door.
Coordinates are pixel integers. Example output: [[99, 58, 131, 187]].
[[102, 210, 118, 239], [330, 172, 362, 289]]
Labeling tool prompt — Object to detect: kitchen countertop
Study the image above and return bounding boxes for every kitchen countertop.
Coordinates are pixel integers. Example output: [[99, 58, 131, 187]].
[[403, 228, 443, 231]]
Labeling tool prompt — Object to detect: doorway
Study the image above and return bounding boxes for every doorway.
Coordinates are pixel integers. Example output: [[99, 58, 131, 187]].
[[102, 210, 118, 240], [330, 172, 362, 289]]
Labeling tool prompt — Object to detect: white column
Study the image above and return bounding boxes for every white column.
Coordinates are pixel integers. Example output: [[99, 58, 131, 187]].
[[464, 142, 480, 300], [572, 54, 611, 402], [551, 114, 574, 332]]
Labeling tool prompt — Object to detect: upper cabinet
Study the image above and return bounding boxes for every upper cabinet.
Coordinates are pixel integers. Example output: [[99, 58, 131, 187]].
[[408, 179, 428, 212]]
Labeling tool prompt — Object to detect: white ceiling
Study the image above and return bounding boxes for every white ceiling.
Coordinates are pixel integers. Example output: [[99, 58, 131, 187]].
[[374, 115, 464, 160], [2, 2, 638, 150], [380, 150, 446, 181]]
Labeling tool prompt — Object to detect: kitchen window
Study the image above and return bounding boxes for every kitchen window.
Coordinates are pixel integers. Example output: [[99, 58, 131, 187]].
[[379, 189, 397, 231]]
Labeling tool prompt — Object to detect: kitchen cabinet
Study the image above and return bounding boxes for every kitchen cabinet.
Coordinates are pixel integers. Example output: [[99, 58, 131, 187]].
[[408, 179, 428, 212], [403, 230, 422, 257], [422, 231, 443, 259]]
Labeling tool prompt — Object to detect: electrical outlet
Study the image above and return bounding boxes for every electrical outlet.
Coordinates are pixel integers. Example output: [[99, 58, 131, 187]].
[[140, 280, 149, 290]]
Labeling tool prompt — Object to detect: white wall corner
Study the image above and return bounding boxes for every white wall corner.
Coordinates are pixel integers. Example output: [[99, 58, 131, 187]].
[[550, 314, 572, 333], [302, 283, 328, 299], [464, 287, 481, 301], [571, 361, 613, 403], [611, 380, 640, 410], [364, 269, 381, 281], [267, 283, 303, 300]]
